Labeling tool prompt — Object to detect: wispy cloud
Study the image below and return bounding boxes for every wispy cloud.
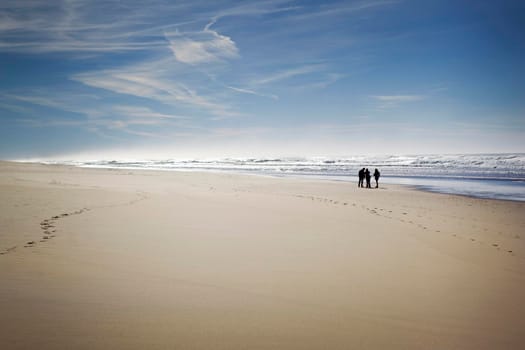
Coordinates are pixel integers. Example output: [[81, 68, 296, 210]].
[[2, 93, 73, 110], [0, 0, 342, 123], [1, 1, 302, 127], [226, 86, 278, 100], [2, 90, 192, 138], [287, 0, 400, 21], [253, 65, 324, 85], [0, 0, 298, 56], [166, 18, 239, 64], [212, 1, 300, 19], [18, 116, 171, 139], [295, 73, 344, 90], [71, 61, 242, 119], [0, 0, 175, 54], [372, 95, 425, 102], [111, 105, 188, 120], [371, 94, 425, 109]]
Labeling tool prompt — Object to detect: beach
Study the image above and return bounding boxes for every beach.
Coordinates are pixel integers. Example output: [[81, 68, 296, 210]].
[[1, 160, 524, 349]]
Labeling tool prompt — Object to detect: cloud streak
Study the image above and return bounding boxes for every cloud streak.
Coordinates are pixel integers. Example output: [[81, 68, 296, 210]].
[[371, 94, 425, 109], [372, 95, 425, 102], [2, 90, 193, 138], [0, 0, 298, 56], [167, 34, 237, 64], [0, 0, 343, 122], [287, 0, 400, 21], [166, 19, 239, 64], [226, 86, 278, 100], [0, 0, 173, 54], [71, 62, 242, 119], [253, 65, 325, 85]]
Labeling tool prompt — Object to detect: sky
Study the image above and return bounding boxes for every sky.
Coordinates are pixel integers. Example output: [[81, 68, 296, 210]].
[[0, 0, 524, 160]]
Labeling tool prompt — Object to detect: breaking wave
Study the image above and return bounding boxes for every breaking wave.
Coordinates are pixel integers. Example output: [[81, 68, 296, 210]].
[[50, 153, 525, 180], [39, 153, 525, 201]]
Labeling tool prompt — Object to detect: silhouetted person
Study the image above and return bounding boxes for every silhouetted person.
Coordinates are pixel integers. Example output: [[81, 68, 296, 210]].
[[358, 168, 365, 187], [365, 168, 371, 188], [374, 168, 380, 188]]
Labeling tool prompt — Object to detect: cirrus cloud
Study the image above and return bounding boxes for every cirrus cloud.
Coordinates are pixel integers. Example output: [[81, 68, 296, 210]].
[[166, 19, 238, 65]]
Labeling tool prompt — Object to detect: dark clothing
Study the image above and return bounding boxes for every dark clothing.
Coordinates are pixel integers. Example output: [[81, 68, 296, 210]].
[[365, 169, 371, 188], [358, 168, 365, 187], [374, 169, 380, 188]]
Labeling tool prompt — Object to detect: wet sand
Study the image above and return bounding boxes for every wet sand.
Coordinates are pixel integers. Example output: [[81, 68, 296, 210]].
[[1, 161, 524, 349]]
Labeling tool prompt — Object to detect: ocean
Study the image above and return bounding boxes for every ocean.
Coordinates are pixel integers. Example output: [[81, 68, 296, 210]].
[[43, 153, 525, 202]]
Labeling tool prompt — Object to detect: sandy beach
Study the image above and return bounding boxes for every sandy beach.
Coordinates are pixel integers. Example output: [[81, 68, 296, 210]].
[[1, 160, 524, 349]]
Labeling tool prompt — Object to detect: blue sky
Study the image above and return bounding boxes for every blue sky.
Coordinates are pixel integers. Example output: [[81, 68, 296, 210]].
[[0, 0, 524, 159]]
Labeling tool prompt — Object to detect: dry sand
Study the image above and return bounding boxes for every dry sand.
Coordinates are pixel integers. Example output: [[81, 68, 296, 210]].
[[1, 161, 524, 349]]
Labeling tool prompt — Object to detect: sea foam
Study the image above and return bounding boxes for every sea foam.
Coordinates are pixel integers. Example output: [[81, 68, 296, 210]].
[[40, 153, 525, 201]]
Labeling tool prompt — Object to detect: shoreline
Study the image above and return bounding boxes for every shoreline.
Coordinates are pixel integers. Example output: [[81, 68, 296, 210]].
[[7, 159, 525, 202], [1, 161, 525, 349]]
